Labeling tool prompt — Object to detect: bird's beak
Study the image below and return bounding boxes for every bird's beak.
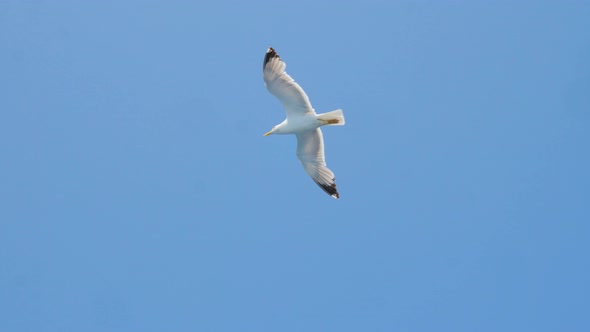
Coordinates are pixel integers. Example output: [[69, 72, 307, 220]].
[[263, 131, 272, 136]]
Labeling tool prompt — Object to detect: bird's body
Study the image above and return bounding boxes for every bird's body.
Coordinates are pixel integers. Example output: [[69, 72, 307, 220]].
[[262, 47, 345, 199], [267, 114, 321, 134]]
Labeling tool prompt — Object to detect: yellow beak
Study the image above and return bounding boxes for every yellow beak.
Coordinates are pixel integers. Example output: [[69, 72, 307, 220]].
[[263, 131, 272, 136]]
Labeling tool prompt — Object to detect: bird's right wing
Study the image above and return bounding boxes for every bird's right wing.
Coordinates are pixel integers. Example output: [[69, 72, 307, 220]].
[[296, 128, 339, 199], [263, 47, 315, 118]]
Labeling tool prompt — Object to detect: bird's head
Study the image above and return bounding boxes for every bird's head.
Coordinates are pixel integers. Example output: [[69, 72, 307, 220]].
[[263, 126, 276, 136], [263, 121, 286, 136]]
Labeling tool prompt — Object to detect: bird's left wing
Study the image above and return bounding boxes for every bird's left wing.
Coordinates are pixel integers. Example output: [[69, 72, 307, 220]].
[[263, 47, 315, 118], [296, 128, 339, 199]]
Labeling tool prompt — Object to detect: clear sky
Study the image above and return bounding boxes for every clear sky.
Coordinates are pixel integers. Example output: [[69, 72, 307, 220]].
[[1, 1, 589, 331]]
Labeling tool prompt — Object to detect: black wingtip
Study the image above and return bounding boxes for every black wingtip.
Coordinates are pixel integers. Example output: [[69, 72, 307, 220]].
[[316, 180, 340, 199], [263, 47, 280, 68]]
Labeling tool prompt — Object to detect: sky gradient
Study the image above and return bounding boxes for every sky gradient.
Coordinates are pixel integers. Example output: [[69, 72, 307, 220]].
[[1, 1, 589, 331]]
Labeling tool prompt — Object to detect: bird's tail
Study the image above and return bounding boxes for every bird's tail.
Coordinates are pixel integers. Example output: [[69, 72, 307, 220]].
[[317, 109, 345, 126]]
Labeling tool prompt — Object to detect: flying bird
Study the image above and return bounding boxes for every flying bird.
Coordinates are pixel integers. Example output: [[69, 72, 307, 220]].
[[262, 47, 345, 199]]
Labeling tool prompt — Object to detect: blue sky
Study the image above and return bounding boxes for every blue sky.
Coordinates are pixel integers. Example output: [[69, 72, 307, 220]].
[[1, 1, 589, 331]]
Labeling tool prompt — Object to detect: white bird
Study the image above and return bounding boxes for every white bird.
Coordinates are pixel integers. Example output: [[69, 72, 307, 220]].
[[262, 47, 345, 199]]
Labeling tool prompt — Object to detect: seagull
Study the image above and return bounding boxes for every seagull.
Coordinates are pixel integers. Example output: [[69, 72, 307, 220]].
[[262, 47, 345, 199]]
